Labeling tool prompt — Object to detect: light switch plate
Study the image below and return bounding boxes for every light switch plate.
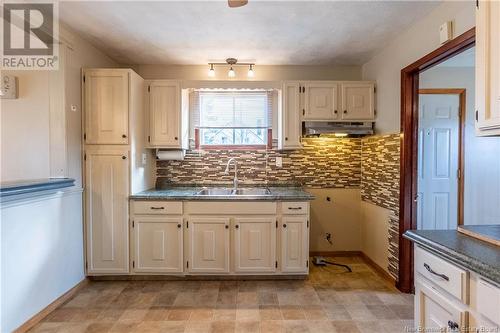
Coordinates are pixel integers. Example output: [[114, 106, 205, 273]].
[[276, 157, 283, 168], [439, 21, 453, 44], [0, 75, 18, 99]]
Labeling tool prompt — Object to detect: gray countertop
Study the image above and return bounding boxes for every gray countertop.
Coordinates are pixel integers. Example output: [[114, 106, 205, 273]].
[[404, 228, 500, 286], [130, 186, 315, 201]]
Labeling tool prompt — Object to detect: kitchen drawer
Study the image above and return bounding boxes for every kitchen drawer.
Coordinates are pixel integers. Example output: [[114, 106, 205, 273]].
[[415, 246, 469, 303], [477, 279, 500, 325], [132, 201, 183, 215], [281, 202, 309, 214]]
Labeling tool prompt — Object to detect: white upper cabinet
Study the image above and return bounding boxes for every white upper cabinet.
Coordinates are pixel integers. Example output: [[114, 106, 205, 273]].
[[476, 0, 500, 136], [341, 82, 375, 120], [85, 149, 129, 274], [84, 69, 129, 144], [278, 82, 302, 150], [147, 81, 188, 148], [233, 217, 276, 273], [303, 82, 339, 121], [187, 217, 230, 274], [133, 217, 183, 273]]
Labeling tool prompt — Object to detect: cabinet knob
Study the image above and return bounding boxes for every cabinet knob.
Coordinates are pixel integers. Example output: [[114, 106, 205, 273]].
[[177, 224, 182, 228], [285, 137, 288, 141], [235, 225, 239, 229], [174, 137, 178, 140], [447, 320, 459, 330], [283, 224, 287, 228], [225, 225, 229, 229], [122, 156, 127, 160], [334, 110, 338, 114], [343, 110, 347, 114], [122, 134, 127, 138]]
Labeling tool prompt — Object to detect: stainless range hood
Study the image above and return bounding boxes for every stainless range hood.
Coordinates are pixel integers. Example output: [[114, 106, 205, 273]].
[[303, 121, 374, 137]]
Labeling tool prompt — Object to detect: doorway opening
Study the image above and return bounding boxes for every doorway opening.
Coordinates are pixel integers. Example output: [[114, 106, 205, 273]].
[[398, 28, 475, 293]]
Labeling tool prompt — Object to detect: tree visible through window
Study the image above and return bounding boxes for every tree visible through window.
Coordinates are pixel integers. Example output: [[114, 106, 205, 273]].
[[198, 91, 269, 147]]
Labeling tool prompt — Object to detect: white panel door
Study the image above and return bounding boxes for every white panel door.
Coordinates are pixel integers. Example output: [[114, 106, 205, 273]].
[[133, 217, 183, 273], [476, 0, 500, 136], [149, 81, 181, 147], [281, 216, 308, 273], [417, 94, 459, 230], [303, 82, 339, 120], [188, 217, 230, 274], [85, 150, 129, 274], [279, 82, 302, 149], [341, 82, 375, 120], [233, 217, 276, 273], [415, 280, 467, 332], [84, 70, 129, 144]]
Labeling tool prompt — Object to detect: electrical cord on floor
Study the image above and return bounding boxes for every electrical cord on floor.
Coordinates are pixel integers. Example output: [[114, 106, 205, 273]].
[[312, 256, 352, 272]]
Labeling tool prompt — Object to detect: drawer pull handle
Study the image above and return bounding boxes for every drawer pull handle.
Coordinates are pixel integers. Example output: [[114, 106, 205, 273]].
[[447, 320, 459, 330], [424, 263, 449, 281], [288, 207, 302, 210], [150, 207, 165, 210]]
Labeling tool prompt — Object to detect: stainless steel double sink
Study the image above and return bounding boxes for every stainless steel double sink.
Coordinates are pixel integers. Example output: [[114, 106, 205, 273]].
[[196, 187, 272, 196]]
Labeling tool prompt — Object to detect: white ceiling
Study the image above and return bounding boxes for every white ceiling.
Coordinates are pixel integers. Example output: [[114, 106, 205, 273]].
[[59, 0, 441, 66]]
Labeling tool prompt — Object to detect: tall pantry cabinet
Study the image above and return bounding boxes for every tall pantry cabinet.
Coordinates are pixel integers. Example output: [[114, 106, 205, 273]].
[[83, 69, 154, 274]]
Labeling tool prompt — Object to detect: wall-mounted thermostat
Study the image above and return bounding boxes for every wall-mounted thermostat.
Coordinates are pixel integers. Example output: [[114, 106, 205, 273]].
[[0, 75, 18, 99], [439, 21, 453, 44]]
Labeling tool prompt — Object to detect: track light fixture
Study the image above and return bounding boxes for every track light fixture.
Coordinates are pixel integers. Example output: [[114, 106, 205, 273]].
[[207, 58, 256, 78]]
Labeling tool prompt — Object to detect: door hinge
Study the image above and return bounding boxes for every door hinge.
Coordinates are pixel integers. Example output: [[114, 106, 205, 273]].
[[132, 220, 135, 228], [148, 135, 151, 142], [148, 85, 151, 93], [306, 260, 309, 268], [275, 261, 278, 268], [476, 0, 479, 8], [187, 261, 189, 268], [83, 133, 86, 141], [457, 169, 461, 179], [302, 109, 305, 116], [374, 86, 376, 94], [132, 261, 135, 268], [276, 220, 278, 228], [85, 261, 88, 270], [476, 110, 479, 122], [186, 221, 189, 228], [307, 220, 309, 228], [83, 75, 85, 83], [374, 110, 377, 116]]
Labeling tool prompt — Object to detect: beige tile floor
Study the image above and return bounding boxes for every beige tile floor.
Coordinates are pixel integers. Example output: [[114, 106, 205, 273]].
[[29, 257, 414, 333]]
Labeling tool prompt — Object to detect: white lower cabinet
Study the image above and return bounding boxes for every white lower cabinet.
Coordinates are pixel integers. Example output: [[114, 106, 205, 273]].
[[414, 245, 500, 333], [281, 216, 309, 273], [415, 280, 467, 332], [233, 217, 276, 273], [187, 217, 230, 274], [133, 217, 183, 273]]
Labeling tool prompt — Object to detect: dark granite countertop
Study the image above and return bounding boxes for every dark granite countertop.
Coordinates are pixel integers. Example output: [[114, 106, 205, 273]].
[[404, 228, 500, 286], [0, 178, 75, 198], [130, 186, 315, 201]]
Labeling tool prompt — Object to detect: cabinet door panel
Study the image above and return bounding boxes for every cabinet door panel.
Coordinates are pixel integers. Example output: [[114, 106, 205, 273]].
[[234, 217, 276, 273], [415, 280, 468, 332], [149, 82, 181, 147], [304, 82, 338, 120], [134, 217, 183, 273], [476, 0, 500, 135], [279, 82, 302, 149], [85, 150, 129, 274], [281, 216, 308, 273], [188, 217, 230, 273], [341, 83, 375, 120], [84, 70, 129, 144]]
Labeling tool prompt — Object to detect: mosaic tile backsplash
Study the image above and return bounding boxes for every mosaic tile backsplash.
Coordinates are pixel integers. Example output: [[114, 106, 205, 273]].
[[157, 137, 361, 188], [360, 133, 401, 280]]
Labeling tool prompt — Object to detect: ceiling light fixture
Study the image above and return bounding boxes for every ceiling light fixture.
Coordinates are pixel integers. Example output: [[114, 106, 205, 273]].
[[207, 58, 255, 78], [208, 64, 215, 77]]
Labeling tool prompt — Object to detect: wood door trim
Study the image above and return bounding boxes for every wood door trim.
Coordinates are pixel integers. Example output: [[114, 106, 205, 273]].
[[417, 88, 466, 227], [399, 28, 475, 293]]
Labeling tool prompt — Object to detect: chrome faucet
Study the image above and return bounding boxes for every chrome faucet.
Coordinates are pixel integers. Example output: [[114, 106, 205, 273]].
[[224, 158, 238, 191]]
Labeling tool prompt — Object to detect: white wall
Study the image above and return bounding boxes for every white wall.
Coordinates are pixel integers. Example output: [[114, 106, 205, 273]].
[[420, 65, 500, 225], [134, 64, 362, 81], [362, 1, 476, 134], [0, 24, 117, 332]]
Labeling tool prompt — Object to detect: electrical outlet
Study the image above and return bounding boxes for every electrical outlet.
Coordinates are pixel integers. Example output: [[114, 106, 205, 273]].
[[142, 153, 147, 165], [276, 157, 283, 168]]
